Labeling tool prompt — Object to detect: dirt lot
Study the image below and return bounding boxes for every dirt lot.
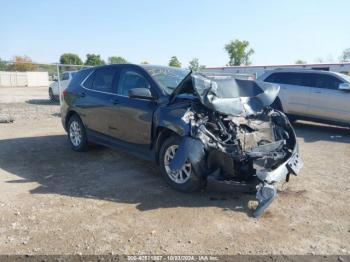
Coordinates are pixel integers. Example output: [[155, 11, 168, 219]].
[[0, 87, 349, 255]]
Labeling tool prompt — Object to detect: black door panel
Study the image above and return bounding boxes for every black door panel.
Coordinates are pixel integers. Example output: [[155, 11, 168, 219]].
[[80, 90, 115, 135], [108, 96, 155, 146], [76, 66, 120, 135], [107, 67, 156, 147]]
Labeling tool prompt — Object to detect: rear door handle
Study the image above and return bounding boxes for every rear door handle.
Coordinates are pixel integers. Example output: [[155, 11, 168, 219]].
[[79, 92, 86, 97]]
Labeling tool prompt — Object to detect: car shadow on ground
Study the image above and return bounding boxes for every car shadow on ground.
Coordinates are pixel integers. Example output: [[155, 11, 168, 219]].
[[0, 135, 257, 217], [293, 120, 350, 144], [25, 99, 59, 105]]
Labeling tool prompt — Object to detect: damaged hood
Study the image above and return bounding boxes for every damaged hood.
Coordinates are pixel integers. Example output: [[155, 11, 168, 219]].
[[174, 73, 280, 116]]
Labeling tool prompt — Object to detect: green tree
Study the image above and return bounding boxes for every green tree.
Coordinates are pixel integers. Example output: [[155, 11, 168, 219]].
[[0, 58, 7, 71], [59, 53, 83, 65], [295, 59, 307, 64], [140, 61, 149, 64], [224, 39, 254, 66], [84, 54, 105, 66], [108, 56, 128, 64], [340, 48, 350, 62], [168, 56, 181, 67], [188, 58, 205, 71], [7, 56, 38, 72], [188, 58, 199, 71]]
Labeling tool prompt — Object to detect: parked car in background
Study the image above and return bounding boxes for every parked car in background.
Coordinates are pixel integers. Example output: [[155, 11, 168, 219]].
[[49, 71, 77, 101], [60, 64, 302, 217], [259, 69, 350, 126], [202, 72, 256, 81]]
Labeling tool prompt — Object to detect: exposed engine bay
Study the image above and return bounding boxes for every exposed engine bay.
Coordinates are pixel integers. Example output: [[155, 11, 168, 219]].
[[168, 73, 303, 217]]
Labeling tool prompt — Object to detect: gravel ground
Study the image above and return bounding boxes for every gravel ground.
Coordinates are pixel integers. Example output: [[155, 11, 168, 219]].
[[0, 87, 349, 255]]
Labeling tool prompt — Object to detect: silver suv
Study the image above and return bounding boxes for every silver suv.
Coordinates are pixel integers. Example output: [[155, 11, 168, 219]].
[[259, 69, 350, 126]]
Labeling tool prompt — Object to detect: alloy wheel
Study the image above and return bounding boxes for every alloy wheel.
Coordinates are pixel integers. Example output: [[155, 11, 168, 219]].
[[69, 121, 82, 147], [164, 145, 192, 184]]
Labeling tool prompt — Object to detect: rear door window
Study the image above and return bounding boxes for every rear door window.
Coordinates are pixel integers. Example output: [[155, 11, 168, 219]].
[[300, 73, 342, 89], [83, 67, 119, 93], [312, 74, 342, 90]]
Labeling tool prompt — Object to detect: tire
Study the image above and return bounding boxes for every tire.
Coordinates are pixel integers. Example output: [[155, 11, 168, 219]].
[[67, 114, 89, 152], [159, 136, 207, 192]]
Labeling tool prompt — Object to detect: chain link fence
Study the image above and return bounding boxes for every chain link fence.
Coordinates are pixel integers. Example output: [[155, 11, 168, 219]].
[[0, 61, 91, 123]]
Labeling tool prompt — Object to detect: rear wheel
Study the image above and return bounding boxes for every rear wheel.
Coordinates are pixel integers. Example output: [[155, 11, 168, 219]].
[[67, 115, 89, 152], [159, 136, 206, 192]]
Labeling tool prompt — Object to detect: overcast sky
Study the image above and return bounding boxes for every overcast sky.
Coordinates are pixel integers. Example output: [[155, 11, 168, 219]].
[[1, 0, 349, 67]]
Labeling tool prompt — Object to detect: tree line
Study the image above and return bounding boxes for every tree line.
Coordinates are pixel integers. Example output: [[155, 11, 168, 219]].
[[1, 40, 350, 72], [0, 53, 206, 72], [59, 53, 208, 71]]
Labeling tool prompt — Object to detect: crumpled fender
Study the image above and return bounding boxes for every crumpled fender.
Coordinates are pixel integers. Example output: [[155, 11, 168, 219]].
[[153, 102, 192, 139]]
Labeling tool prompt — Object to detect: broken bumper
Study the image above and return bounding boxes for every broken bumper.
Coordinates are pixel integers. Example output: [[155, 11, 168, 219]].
[[168, 108, 303, 218], [253, 140, 303, 218], [255, 144, 303, 184]]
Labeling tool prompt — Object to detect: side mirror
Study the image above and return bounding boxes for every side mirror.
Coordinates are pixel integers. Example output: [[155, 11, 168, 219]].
[[338, 83, 350, 91], [128, 88, 154, 100]]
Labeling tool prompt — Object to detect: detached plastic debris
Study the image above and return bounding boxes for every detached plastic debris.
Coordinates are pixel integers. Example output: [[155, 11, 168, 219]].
[[0, 113, 14, 123]]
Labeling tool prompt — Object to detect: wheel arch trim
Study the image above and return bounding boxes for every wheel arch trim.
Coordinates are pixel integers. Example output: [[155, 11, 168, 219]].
[[153, 126, 182, 164], [65, 110, 81, 130]]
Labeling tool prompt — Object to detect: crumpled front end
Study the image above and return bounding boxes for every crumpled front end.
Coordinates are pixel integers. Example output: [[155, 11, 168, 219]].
[[248, 110, 303, 217], [168, 73, 303, 217]]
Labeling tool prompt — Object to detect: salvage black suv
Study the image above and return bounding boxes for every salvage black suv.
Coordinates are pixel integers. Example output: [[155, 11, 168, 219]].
[[61, 64, 303, 217]]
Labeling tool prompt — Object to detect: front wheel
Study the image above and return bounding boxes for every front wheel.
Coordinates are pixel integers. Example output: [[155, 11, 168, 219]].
[[67, 115, 89, 152], [159, 136, 207, 192]]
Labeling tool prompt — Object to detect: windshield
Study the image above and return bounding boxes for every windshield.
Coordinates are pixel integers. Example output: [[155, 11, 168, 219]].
[[141, 65, 190, 95]]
